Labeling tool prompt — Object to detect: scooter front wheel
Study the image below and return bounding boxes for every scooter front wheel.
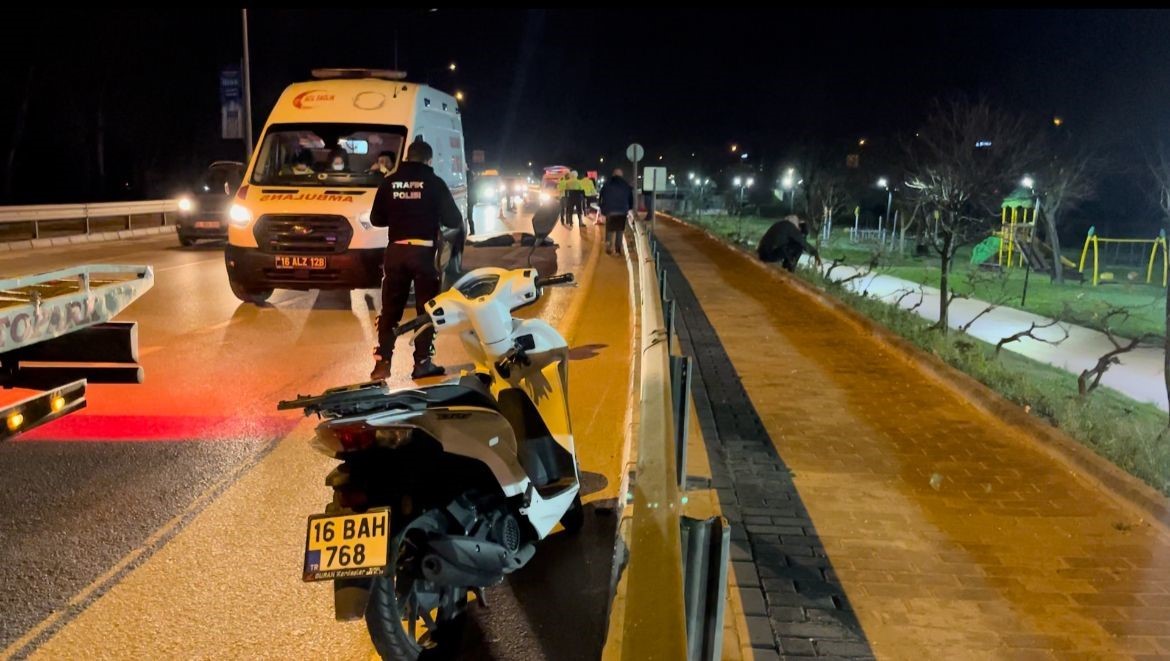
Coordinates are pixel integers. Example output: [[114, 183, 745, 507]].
[[366, 514, 469, 660]]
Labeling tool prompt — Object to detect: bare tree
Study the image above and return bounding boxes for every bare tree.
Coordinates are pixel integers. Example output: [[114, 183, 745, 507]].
[[995, 318, 1069, 355], [904, 99, 1045, 333], [1034, 137, 1098, 284], [956, 268, 1013, 333]]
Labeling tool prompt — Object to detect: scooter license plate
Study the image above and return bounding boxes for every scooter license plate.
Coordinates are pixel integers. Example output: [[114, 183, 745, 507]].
[[303, 508, 390, 582]]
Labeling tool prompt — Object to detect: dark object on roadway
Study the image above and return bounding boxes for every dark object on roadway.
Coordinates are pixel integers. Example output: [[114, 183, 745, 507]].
[[758, 217, 818, 272], [468, 234, 516, 248]]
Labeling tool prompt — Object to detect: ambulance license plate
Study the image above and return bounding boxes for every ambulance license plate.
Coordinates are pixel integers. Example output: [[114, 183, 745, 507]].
[[275, 256, 326, 270]]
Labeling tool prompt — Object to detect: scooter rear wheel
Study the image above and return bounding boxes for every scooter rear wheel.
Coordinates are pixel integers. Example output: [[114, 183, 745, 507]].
[[366, 513, 469, 661]]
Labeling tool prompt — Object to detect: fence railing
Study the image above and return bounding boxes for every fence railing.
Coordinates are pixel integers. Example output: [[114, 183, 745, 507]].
[[0, 200, 179, 241]]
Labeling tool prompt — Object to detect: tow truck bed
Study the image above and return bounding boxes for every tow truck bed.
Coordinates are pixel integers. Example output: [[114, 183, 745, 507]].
[[0, 264, 153, 440]]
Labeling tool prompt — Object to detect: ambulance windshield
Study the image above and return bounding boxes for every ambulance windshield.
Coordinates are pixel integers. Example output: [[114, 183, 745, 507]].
[[250, 123, 407, 187]]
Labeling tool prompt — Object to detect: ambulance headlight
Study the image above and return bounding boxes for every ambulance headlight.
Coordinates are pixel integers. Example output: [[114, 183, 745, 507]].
[[177, 197, 194, 213], [228, 204, 253, 227]]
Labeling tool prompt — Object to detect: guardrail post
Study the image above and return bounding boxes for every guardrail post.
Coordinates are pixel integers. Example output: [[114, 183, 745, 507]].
[[681, 516, 731, 661], [31, 220, 39, 240], [669, 354, 692, 488], [127, 214, 133, 231], [663, 298, 676, 354]]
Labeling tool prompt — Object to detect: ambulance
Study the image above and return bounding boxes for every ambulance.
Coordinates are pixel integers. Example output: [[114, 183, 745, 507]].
[[225, 69, 468, 304]]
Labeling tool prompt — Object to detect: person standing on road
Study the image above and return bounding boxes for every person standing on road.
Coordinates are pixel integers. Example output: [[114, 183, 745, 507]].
[[758, 215, 821, 272], [557, 172, 571, 225], [581, 174, 598, 222], [566, 170, 586, 227], [599, 168, 634, 256], [368, 140, 465, 382]]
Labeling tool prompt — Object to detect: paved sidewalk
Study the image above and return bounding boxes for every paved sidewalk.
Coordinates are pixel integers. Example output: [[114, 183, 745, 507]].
[[657, 217, 1170, 659], [806, 259, 1167, 411]]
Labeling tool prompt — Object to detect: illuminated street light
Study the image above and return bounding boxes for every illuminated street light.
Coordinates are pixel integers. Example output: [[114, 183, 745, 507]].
[[448, 62, 457, 71], [746, 177, 755, 187], [704, 178, 710, 184], [455, 90, 465, 101], [741, 153, 748, 160], [527, 161, 533, 167], [730, 144, 738, 153], [858, 138, 867, 147], [658, 155, 663, 161], [688, 172, 695, 180], [1053, 116, 1064, 127], [877, 177, 893, 227], [733, 176, 743, 186], [600, 157, 605, 163], [1022, 175, 1035, 189]]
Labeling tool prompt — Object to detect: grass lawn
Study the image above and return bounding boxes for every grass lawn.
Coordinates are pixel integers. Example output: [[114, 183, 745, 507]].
[[681, 213, 1167, 339]]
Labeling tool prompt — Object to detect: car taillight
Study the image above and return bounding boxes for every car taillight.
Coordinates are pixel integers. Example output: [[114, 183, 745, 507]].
[[235, 184, 249, 200]]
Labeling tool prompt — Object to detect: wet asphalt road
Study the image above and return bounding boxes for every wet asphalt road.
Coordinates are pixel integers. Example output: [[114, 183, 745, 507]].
[[0, 206, 622, 660]]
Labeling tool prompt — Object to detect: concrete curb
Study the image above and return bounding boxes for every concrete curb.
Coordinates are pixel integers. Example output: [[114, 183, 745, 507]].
[[658, 212, 1170, 537], [0, 225, 176, 252]]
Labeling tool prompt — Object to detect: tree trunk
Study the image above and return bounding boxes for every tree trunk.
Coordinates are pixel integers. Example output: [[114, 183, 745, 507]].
[[1044, 207, 1063, 284], [938, 228, 953, 334]]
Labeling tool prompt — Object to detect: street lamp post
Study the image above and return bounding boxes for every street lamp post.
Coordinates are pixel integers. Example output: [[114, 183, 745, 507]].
[[781, 168, 796, 214], [241, 9, 253, 159], [1021, 175, 1038, 305], [877, 177, 892, 240]]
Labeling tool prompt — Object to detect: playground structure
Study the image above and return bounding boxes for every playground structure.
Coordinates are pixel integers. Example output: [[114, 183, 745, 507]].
[[997, 190, 1038, 269], [1077, 225, 1168, 287], [992, 188, 1085, 281]]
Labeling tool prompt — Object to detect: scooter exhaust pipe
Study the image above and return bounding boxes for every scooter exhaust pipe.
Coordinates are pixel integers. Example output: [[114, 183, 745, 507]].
[[422, 537, 536, 587]]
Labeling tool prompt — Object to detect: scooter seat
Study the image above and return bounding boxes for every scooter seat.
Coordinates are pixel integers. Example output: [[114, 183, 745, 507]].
[[419, 375, 498, 411]]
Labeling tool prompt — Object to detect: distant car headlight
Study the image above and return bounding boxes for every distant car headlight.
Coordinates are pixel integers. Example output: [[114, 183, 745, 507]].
[[178, 197, 194, 213], [480, 186, 497, 199], [228, 204, 253, 227], [539, 192, 551, 203], [513, 184, 524, 193]]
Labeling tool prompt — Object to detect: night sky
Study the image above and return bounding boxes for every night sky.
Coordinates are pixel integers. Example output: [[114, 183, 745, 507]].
[[2, 8, 1169, 230]]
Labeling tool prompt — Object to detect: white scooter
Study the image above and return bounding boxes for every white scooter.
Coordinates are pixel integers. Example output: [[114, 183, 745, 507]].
[[279, 215, 580, 660]]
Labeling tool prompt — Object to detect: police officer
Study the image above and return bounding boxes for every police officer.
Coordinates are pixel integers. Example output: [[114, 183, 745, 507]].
[[369, 140, 465, 381]]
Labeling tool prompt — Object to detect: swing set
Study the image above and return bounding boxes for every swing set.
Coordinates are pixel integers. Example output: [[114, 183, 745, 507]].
[[1077, 226, 1168, 287]]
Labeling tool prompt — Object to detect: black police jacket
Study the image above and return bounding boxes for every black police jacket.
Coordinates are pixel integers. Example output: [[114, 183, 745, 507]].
[[369, 161, 464, 243]]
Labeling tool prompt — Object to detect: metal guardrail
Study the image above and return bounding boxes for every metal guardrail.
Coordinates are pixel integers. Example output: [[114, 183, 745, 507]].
[[0, 200, 179, 239], [615, 217, 689, 659]]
